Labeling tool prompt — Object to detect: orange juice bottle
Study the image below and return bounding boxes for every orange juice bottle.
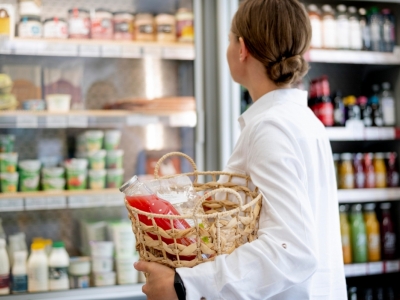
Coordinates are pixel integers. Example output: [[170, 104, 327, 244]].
[[373, 153, 387, 188], [363, 203, 381, 261], [339, 205, 352, 264]]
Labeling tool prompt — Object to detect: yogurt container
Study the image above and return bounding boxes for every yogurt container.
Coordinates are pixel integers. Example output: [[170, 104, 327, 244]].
[[89, 241, 114, 258], [42, 178, 66, 191], [65, 159, 88, 190], [69, 257, 91, 289], [42, 167, 65, 179], [91, 258, 113, 273], [0, 172, 18, 193], [116, 257, 139, 285], [88, 169, 106, 190], [18, 160, 41, 192], [106, 150, 124, 169], [93, 272, 116, 287], [88, 150, 106, 170], [0, 134, 15, 153], [0, 152, 18, 173], [104, 130, 121, 150], [106, 169, 124, 189], [85, 131, 104, 152]]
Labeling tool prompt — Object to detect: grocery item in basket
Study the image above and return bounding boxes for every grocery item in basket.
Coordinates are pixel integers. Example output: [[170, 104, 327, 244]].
[[106, 169, 124, 189], [65, 159, 88, 190], [0, 134, 14, 153], [88, 150, 106, 170], [88, 169, 106, 190], [85, 131, 104, 152], [0, 152, 18, 173], [106, 150, 123, 169], [104, 130, 121, 150], [0, 172, 18, 193], [18, 160, 41, 192]]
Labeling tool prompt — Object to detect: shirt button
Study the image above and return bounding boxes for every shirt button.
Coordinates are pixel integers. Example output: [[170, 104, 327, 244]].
[[282, 243, 287, 249]]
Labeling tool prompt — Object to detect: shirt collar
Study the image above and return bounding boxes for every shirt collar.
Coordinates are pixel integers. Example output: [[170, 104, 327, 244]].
[[238, 88, 308, 130]]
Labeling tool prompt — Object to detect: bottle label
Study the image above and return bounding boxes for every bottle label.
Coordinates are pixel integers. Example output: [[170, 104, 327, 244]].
[[384, 232, 396, 253], [368, 233, 380, 250], [376, 173, 386, 188], [341, 235, 350, 246], [0, 274, 10, 289], [313, 102, 334, 126], [11, 274, 27, 293], [340, 174, 354, 189], [49, 267, 68, 281], [355, 172, 365, 188]]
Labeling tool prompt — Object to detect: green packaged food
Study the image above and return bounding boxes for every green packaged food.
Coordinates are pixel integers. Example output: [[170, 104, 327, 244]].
[[85, 131, 104, 152], [0, 134, 15, 153], [19, 160, 41, 192], [42, 178, 66, 191], [104, 130, 121, 150], [42, 167, 65, 179], [89, 169, 106, 190], [88, 150, 106, 170], [0, 152, 18, 173], [106, 169, 124, 189], [0, 172, 18, 193], [106, 150, 124, 169], [65, 159, 88, 190]]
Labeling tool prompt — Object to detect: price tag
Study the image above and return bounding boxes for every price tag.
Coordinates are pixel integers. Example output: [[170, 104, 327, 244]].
[[80, 44, 101, 57], [121, 45, 141, 58], [46, 196, 67, 209], [352, 263, 368, 276], [143, 46, 162, 58], [385, 260, 400, 273], [126, 115, 159, 126], [16, 115, 38, 128], [42, 43, 78, 56], [105, 193, 124, 206], [163, 47, 195, 60], [25, 197, 47, 210], [102, 44, 122, 57], [364, 127, 380, 140], [68, 115, 88, 128], [344, 264, 353, 277], [169, 112, 197, 127], [46, 116, 67, 128], [68, 195, 91, 208], [368, 261, 384, 274], [0, 198, 24, 212]]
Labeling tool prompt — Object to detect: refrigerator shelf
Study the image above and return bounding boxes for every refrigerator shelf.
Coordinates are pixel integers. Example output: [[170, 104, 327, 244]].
[[326, 127, 397, 141], [344, 260, 400, 278], [0, 38, 195, 60], [338, 188, 400, 203]]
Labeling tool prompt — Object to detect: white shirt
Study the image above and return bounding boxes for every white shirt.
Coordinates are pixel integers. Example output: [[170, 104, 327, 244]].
[[177, 89, 347, 300]]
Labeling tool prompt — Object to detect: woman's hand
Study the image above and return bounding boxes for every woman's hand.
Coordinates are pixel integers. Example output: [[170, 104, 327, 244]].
[[134, 261, 178, 300]]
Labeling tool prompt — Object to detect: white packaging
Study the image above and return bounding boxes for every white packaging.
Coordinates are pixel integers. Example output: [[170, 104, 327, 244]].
[[93, 272, 116, 287], [48, 242, 70, 291], [0, 239, 10, 295], [69, 257, 90, 276], [108, 223, 135, 258], [46, 94, 71, 112], [89, 241, 114, 258], [116, 257, 139, 285], [11, 251, 28, 294], [91, 257, 113, 273], [27, 244, 48, 292]]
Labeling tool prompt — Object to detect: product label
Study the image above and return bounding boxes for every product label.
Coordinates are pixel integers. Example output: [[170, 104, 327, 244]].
[[49, 267, 68, 281], [355, 172, 365, 188], [12, 274, 27, 293], [157, 24, 172, 34], [157, 192, 187, 205], [375, 173, 386, 188], [139, 24, 154, 34], [341, 235, 350, 246], [340, 174, 354, 189], [368, 233, 380, 250], [0, 274, 10, 289], [384, 232, 396, 253], [312, 102, 334, 126]]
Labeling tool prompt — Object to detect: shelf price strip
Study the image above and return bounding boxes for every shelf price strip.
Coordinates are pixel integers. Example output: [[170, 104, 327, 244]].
[[344, 261, 400, 277]]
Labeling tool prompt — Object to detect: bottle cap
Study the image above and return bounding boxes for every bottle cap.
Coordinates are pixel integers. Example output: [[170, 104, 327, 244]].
[[359, 8, 367, 15], [322, 5, 333, 13], [119, 175, 138, 193], [340, 153, 353, 161], [307, 4, 319, 12], [0, 238, 5, 248], [380, 202, 391, 210], [333, 153, 340, 161], [382, 82, 391, 90], [348, 6, 357, 14], [339, 204, 348, 212], [343, 96, 357, 106], [53, 241, 65, 248], [351, 204, 362, 212], [357, 96, 368, 106], [31, 242, 45, 250], [337, 5, 347, 12], [363, 203, 375, 211]]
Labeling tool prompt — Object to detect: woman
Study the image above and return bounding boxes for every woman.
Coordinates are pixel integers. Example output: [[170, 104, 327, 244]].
[[134, 0, 347, 299]]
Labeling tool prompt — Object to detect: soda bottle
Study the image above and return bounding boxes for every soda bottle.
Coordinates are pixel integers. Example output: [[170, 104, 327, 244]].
[[380, 202, 396, 260], [363, 203, 381, 261], [350, 204, 368, 263]]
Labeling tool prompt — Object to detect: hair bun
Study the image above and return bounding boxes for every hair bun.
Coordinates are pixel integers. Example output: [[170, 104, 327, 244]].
[[267, 55, 309, 86]]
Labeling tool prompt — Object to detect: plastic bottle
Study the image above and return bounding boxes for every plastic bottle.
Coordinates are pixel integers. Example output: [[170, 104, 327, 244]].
[[386, 152, 399, 188], [339, 153, 355, 189], [354, 153, 365, 189], [350, 204, 368, 263], [381, 9, 395, 52], [321, 5, 337, 49], [27, 242, 48, 292], [339, 205, 352, 264], [308, 4, 322, 49], [369, 84, 383, 127], [363, 203, 381, 262], [48, 241, 70, 291], [336, 5, 350, 49], [364, 153, 376, 188], [373, 153, 387, 188], [358, 96, 373, 127], [0, 238, 10, 295], [359, 8, 371, 50], [380, 202, 396, 260], [333, 91, 345, 126], [348, 6, 362, 50], [11, 251, 27, 294], [380, 82, 396, 126], [369, 7, 383, 52]]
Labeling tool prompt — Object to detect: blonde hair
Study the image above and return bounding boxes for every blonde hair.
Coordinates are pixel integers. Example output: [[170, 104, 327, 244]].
[[231, 0, 311, 86]]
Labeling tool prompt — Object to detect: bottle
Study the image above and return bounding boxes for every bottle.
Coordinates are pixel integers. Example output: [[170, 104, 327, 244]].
[[308, 5, 323, 49], [312, 76, 333, 126], [0, 238, 10, 295], [48, 241, 69, 291], [339, 205, 352, 264], [343, 96, 361, 122], [386, 152, 399, 187], [363, 288, 374, 300], [354, 153, 365, 189], [358, 96, 373, 127], [369, 7, 383, 52], [380, 82, 396, 126], [373, 153, 387, 188], [359, 8, 371, 50], [350, 204, 368, 263], [28, 242, 48, 292], [363, 203, 381, 261], [380, 202, 396, 260], [369, 84, 383, 127], [348, 286, 358, 300], [333, 153, 340, 187], [321, 5, 337, 49], [339, 153, 355, 189], [11, 251, 27, 294], [364, 153, 376, 188], [333, 91, 345, 126], [336, 5, 350, 49], [381, 9, 395, 52], [348, 6, 362, 50]]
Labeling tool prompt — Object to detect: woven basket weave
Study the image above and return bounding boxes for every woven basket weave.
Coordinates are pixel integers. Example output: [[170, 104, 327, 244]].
[[125, 152, 263, 268]]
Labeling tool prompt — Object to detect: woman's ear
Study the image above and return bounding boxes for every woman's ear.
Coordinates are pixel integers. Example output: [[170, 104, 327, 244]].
[[239, 37, 248, 62]]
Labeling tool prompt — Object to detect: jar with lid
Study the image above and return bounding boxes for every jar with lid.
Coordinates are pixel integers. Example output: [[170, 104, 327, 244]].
[[43, 17, 68, 39], [336, 5, 350, 49], [307, 4, 322, 49], [18, 15, 42, 38], [68, 8, 90, 39], [321, 5, 337, 49], [339, 153, 354, 189], [363, 153, 375, 188], [91, 8, 113, 40], [135, 13, 155, 42], [113, 12, 134, 40], [176, 8, 194, 43], [348, 6, 362, 50], [373, 153, 387, 188], [155, 14, 176, 42]]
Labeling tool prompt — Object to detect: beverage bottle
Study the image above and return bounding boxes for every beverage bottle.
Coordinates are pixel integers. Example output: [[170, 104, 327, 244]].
[[48, 241, 69, 291], [339, 153, 355, 189], [11, 251, 27, 294], [336, 5, 350, 49], [373, 153, 387, 188], [380, 202, 396, 260], [368, 7, 383, 52], [354, 153, 365, 189], [321, 5, 337, 49], [120, 175, 194, 246], [27, 242, 48, 292], [359, 8, 371, 50], [333, 91, 345, 126], [363, 203, 381, 261], [363, 288, 373, 300], [350, 204, 368, 263], [369, 84, 383, 127], [333, 153, 340, 187], [380, 82, 396, 126], [313, 76, 334, 126], [386, 152, 399, 187], [357, 96, 373, 127], [307, 4, 323, 49], [381, 9, 395, 52], [343, 96, 361, 122], [364, 153, 376, 188], [0, 238, 10, 295], [339, 205, 352, 264], [348, 286, 358, 300], [348, 6, 362, 50]]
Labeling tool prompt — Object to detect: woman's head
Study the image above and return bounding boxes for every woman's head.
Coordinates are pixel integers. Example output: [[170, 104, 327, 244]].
[[228, 0, 311, 87]]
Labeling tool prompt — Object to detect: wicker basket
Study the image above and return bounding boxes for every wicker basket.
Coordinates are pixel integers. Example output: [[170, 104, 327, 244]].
[[125, 152, 263, 268]]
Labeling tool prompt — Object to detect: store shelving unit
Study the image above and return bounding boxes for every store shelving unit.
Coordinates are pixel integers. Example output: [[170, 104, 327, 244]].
[[344, 260, 400, 278], [338, 188, 400, 203], [326, 126, 398, 141]]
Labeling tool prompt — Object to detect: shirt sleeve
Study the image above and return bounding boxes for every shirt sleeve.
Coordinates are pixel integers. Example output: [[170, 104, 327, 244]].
[[176, 119, 318, 300]]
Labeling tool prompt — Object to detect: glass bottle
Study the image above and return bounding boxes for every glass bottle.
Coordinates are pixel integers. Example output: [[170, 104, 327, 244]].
[[363, 203, 381, 261], [354, 153, 365, 189], [313, 76, 333, 126], [348, 6, 362, 50], [336, 5, 350, 49], [339, 153, 355, 189], [348, 287, 358, 300], [364, 153, 376, 188], [321, 5, 337, 49], [308, 4, 323, 49], [380, 202, 396, 260], [380, 82, 396, 126], [382, 9, 395, 53], [350, 204, 368, 263], [358, 96, 373, 127], [369, 7, 383, 52], [339, 205, 352, 264], [359, 8, 371, 50], [333, 91, 345, 126], [373, 153, 387, 188], [343, 96, 361, 122], [386, 152, 399, 187], [369, 84, 383, 127]]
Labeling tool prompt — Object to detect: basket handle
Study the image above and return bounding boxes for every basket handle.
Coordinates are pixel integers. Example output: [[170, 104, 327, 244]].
[[154, 152, 198, 179], [193, 188, 244, 215]]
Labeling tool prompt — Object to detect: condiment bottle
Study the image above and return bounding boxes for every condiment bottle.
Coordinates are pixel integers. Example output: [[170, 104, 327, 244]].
[[348, 6, 362, 50], [359, 8, 371, 50], [363, 153, 376, 188], [308, 4, 322, 49], [380, 82, 396, 126], [354, 153, 365, 189], [333, 91, 345, 126], [155, 14, 176, 42], [11, 251, 27, 294], [135, 13, 155, 41], [380, 202, 396, 260], [369, 84, 383, 127], [358, 96, 373, 127], [373, 153, 387, 188], [349, 204, 368, 263], [336, 5, 350, 49], [321, 5, 337, 49], [27, 242, 48, 292], [339, 153, 354, 189], [0, 238, 10, 295], [339, 205, 352, 264], [48, 241, 69, 291], [363, 203, 381, 262], [386, 152, 399, 188]]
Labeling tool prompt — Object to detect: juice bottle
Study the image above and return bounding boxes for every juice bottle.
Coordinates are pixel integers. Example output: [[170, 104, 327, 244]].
[[339, 153, 355, 189], [350, 204, 368, 263], [380, 202, 396, 260], [339, 205, 352, 264], [363, 203, 381, 261], [364, 153, 375, 188], [354, 153, 365, 189], [386, 152, 399, 188], [373, 153, 387, 188]]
